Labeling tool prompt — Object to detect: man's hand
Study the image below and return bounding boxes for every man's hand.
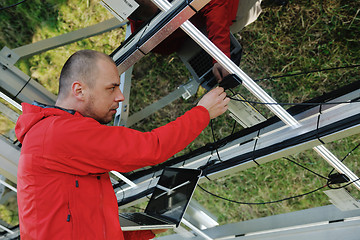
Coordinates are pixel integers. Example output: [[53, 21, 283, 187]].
[[212, 63, 230, 82], [197, 87, 230, 119]]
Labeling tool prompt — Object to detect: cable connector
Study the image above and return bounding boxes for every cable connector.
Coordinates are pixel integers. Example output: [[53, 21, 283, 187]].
[[219, 74, 242, 90], [328, 173, 350, 184]]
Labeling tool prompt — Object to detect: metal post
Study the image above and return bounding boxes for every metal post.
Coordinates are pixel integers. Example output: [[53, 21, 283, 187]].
[[0, 224, 14, 235], [114, 23, 134, 127], [0, 178, 17, 193], [0, 92, 22, 111], [182, 218, 213, 240], [125, 79, 199, 127], [110, 171, 137, 188]]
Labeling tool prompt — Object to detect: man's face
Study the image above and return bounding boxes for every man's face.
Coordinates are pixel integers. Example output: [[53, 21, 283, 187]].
[[83, 59, 124, 124]]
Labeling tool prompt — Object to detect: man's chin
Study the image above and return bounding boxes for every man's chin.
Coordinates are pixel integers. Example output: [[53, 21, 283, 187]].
[[97, 116, 113, 125]]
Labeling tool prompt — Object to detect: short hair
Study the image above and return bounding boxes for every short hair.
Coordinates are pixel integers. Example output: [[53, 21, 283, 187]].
[[58, 50, 113, 99]]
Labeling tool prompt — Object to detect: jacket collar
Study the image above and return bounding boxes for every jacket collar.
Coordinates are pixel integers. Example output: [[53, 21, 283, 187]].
[[33, 101, 76, 115]]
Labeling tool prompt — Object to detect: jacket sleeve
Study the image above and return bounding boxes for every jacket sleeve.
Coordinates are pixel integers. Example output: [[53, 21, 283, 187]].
[[200, 0, 232, 60], [43, 106, 209, 174], [123, 230, 155, 240]]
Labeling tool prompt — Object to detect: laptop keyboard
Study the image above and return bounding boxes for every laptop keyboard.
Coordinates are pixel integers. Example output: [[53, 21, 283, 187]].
[[120, 212, 167, 225]]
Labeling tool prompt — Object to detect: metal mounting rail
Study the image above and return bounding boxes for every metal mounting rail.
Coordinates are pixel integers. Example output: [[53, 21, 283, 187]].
[[156, 205, 360, 240], [13, 18, 126, 59]]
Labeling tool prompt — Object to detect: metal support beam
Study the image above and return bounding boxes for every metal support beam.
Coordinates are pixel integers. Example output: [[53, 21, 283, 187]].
[[13, 18, 126, 59], [156, 205, 360, 240], [0, 137, 20, 184], [185, 200, 219, 230], [0, 102, 19, 123], [0, 92, 22, 112], [0, 47, 57, 105], [114, 65, 134, 126], [126, 79, 199, 127], [182, 219, 213, 240], [114, 22, 134, 127], [0, 224, 19, 240], [0, 191, 16, 205], [0, 178, 16, 193], [0, 225, 14, 235]]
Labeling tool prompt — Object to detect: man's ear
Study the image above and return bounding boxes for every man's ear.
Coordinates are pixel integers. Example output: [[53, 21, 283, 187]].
[[72, 81, 85, 100]]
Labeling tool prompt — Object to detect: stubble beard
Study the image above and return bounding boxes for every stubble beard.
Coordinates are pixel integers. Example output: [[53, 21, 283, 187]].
[[85, 94, 112, 124]]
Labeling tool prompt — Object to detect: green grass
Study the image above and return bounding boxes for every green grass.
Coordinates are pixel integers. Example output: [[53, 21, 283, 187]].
[[0, 0, 359, 229]]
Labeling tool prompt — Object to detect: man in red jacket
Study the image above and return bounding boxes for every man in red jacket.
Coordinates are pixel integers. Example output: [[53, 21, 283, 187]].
[[129, 0, 262, 82], [15, 49, 229, 239]]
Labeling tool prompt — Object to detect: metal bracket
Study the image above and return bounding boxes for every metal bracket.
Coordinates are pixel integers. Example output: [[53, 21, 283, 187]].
[[182, 79, 200, 100], [126, 78, 199, 127]]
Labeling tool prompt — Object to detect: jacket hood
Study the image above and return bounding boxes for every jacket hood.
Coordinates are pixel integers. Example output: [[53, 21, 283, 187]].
[[15, 102, 77, 143]]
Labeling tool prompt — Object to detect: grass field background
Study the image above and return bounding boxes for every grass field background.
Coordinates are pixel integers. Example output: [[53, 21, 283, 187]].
[[0, 0, 359, 232]]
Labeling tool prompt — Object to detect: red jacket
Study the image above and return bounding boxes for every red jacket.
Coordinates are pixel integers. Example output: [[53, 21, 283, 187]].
[[15, 103, 209, 240], [129, 0, 239, 58]]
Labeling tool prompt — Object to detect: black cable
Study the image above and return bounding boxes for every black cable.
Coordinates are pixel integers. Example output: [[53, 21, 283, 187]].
[[197, 155, 330, 205], [13, 77, 31, 99], [210, 119, 223, 162], [230, 120, 237, 135], [324, 141, 360, 189], [228, 88, 236, 95], [315, 104, 326, 144], [255, 64, 360, 82], [227, 64, 359, 106], [328, 142, 360, 177], [197, 183, 327, 205], [283, 157, 329, 180], [147, 171, 157, 190], [0, 0, 27, 11]]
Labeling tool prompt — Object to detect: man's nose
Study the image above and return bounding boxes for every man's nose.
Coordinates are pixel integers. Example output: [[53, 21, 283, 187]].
[[115, 88, 125, 102]]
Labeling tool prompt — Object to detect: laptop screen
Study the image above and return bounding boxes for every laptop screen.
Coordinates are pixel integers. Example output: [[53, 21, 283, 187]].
[[145, 168, 201, 226]]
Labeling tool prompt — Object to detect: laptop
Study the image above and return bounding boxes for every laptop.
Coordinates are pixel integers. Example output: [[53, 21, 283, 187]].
[[119, 167, 202, 231]]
